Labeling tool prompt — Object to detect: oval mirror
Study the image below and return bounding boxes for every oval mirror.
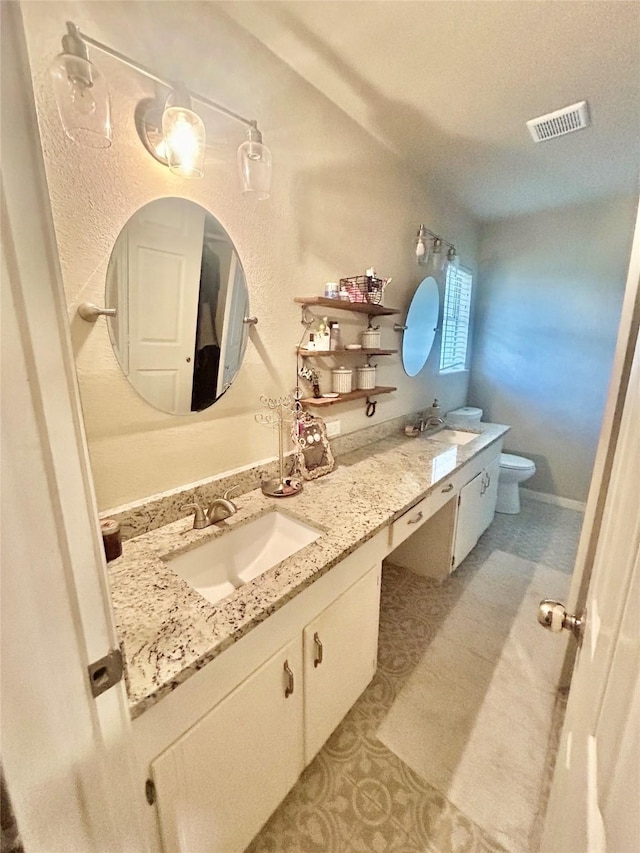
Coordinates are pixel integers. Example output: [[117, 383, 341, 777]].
[[106, 198, 250, 415], [402, 276, 440, 377]]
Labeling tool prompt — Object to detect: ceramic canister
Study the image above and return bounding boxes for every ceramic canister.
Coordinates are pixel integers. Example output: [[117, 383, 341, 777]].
[[332, 366, 353, 394], [361, 328, 381, 349], [356, 365, 376, 390]]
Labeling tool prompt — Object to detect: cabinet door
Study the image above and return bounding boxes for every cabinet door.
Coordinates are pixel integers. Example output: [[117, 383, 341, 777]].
[[303, 564, 381, 764], [151, 637, 303, 853], [452, 470, 485, 570], [479, 455, 501, 537]]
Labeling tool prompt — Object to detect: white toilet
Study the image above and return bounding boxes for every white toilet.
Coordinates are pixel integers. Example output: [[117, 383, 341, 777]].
[[446, 407, 536, 514], [495, 453, 536, 514]]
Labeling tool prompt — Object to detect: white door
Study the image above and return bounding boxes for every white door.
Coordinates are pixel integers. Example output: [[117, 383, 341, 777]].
[[152, 637, 304, 853], [303, 564, 382, 764], [1, 6, 143, 850], [452, 470, 484, 569], [541, 197, 640, 852], [541, 314, 639, 853], [128, 198, 205, 412]]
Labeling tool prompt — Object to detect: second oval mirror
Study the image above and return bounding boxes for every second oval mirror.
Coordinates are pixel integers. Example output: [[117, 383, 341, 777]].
[[402, 276, 439, 377], [106, 198, 250, 415]]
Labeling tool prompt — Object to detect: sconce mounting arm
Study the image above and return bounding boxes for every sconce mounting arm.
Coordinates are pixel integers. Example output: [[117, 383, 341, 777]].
[[72, 22, 258, 132]]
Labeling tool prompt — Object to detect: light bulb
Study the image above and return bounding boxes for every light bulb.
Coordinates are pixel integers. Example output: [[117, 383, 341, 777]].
[[49, 53, 111, 148], [68, 78, 97, 116], [447, 246, 459, 271], [238, 127, 272, 199], [162, 103, 205, 179], [416, 237, 426, 258]]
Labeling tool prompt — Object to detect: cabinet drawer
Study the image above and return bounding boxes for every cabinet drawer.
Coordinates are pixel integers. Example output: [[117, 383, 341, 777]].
[[389, 479, 457, 550]]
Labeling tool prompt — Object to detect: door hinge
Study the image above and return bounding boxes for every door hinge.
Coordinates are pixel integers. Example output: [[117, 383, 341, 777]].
[[451, 554, 455, 567], [457, 495, 461, 507], [87, 648, 123, 698], [145, 778, 156, 805]]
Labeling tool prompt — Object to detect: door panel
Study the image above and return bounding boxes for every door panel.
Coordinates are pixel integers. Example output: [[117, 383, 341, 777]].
[[479, 455, 501, 537], [152, 637, 303, 853], [542, 283, 640, 852], [303, 565, 381, 764], [453, 470, 484, 569], [128, 198, 205, 412]]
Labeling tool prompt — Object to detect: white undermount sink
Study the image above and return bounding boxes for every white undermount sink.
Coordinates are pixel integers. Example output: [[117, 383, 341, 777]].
[[166, 510, 322, 606], [429, 428, 478, 446]]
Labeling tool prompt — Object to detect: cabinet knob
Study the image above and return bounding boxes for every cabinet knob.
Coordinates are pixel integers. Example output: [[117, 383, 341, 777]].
[[313, 632, 323, 668], [283, 660, 294, 698], [442, 483, 454, 493], [408, 511, 424, 525]]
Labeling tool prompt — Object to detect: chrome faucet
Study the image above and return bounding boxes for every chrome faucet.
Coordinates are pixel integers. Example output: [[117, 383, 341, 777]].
[[181, 489, 239, 529], [419, 414, 445, 432], [207, 496, 238, 524], [418, 398, 445, 432]]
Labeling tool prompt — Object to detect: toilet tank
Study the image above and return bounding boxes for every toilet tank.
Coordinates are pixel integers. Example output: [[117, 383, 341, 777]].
[[445, 406, 483, 426]]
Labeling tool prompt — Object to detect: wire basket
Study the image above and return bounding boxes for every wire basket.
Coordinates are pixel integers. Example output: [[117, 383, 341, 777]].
[[339, 274, 389, 305]]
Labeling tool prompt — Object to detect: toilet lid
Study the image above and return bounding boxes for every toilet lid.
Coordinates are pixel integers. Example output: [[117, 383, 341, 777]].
[[500, 453, 535, 470]]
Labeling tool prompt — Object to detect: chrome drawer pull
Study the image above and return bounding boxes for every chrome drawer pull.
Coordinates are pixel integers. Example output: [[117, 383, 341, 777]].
[[313, 632, 323, 668], [284, 660, 294, 697], [408, 511, 424, 525], [442, 483, 454, 493]]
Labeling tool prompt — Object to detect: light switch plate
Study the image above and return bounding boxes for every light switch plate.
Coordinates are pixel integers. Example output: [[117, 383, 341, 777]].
[[326, 420, 341, 438]]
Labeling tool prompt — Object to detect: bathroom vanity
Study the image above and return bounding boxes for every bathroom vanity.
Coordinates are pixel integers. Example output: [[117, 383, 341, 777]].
[[109, 422, 507, 852]]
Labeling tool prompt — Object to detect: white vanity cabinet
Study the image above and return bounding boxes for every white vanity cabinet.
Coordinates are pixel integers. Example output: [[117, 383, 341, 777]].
[[452, 454, 501, 569], [151, 637, 304, 853], [387, 441, 503, 580], [303, 565, 381, 763], [134, 532, 386, 853]]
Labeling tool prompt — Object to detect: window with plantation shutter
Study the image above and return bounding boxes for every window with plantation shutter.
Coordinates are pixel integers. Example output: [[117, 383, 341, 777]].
[[439, 265, 472, 373]]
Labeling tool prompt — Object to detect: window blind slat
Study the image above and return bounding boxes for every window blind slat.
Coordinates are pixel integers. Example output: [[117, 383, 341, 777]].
[[440, 266, 472, 373]]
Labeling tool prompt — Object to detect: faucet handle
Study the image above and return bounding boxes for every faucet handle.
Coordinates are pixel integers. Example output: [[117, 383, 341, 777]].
[[223, 484, 242, 503], [180, 502, 209, 529]]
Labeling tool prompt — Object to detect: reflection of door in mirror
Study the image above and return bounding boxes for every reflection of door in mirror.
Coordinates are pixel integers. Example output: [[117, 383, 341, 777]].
[[127, 198, 205, 413], [106, 198, 250, 415]]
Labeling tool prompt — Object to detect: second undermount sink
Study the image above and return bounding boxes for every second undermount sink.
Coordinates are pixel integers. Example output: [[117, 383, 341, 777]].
[[166, 510, 322, 606], [429, 428, 478, 446]]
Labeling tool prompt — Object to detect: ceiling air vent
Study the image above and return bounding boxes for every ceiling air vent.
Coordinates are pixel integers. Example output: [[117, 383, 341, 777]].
[[526, 101, 590, 143]]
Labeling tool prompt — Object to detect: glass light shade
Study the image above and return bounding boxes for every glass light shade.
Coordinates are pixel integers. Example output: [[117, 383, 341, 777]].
[[417, 235, 432, 266], [447, 247, 459, 271], [431, 239, 449, 275], [162, 106, 205, 178], [237, 139, 272, 199], [49, 54, 112, 148]]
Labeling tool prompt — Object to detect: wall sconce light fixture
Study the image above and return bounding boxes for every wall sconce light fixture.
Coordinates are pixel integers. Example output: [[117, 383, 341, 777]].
[[415, 224, 457, 276], [49, 21, 272, 196], [49, 22, 112, 148]]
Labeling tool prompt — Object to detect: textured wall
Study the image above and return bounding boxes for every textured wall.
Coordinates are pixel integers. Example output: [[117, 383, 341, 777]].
[[469, 194, 636, 502], [21, 1, 478, 511]]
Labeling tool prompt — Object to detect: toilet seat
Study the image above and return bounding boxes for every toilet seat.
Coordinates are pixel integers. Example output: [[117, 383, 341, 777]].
[[500, 453, 535, 471]]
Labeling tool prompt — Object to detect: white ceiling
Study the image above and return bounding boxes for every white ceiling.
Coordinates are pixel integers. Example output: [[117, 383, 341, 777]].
[[221, 0, 640, 222]]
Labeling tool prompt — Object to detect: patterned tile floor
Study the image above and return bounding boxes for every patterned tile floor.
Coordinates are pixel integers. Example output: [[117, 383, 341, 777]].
[[247, 498, 583, 853]]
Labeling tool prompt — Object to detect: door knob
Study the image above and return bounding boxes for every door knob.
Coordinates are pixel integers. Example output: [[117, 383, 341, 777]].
[[538, 599, 585, 644]]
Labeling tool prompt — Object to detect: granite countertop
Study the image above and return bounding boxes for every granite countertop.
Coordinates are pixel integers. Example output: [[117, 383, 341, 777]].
[[108, 422, 508, 718]]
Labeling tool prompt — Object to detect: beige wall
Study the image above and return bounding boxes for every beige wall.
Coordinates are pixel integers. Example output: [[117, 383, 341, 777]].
[[21, 0, 478, 511], [469, 194, 637, 502]]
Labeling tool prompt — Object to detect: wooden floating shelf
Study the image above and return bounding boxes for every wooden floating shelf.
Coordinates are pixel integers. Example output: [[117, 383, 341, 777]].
[[300, 386, 396, 407], [294, 297, 400, 317], [297, 348, 398, 357]]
